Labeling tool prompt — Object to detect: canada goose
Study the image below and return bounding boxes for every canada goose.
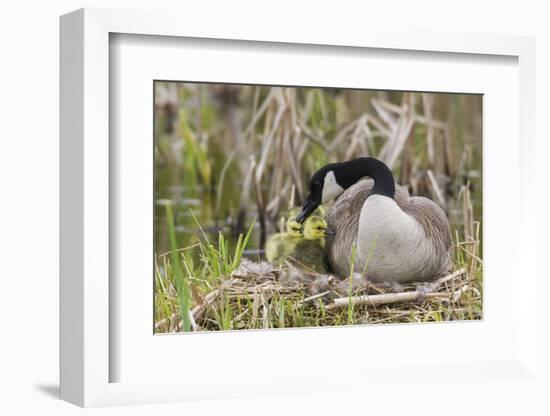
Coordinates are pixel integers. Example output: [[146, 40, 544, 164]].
[[296, 157, 451, 283], [289, 215, 330, 274], [265, 215, 303, 265]]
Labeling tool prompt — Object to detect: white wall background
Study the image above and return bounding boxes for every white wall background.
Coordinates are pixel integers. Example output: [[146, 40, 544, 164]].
[[0, 1, 548, 414]]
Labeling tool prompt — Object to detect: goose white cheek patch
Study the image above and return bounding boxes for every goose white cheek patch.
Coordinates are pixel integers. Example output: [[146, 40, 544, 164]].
[[322, 171, 345, 202]]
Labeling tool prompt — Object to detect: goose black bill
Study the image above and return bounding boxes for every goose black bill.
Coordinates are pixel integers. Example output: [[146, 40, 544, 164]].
[[296, 194, 319, 223]]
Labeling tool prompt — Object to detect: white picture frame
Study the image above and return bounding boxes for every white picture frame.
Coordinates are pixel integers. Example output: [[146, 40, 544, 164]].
[[60, 8, 538, 408]]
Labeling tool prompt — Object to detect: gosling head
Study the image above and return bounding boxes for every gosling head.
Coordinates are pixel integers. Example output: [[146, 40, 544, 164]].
[[303, 216, 328, 240], [286, 216, 303, 237]]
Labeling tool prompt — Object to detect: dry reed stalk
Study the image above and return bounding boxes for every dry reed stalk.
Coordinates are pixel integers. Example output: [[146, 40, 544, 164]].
[[468, 221, 482, 276], [327, 291, 450, 310], [366, 112, 392, 138], [413, 114, 447, 130], [369, 313, 413, 324], [234, 156, 257, 235], [191, 289, 220, 322], [266, 182, 290, 217], [361, 119, 375, 155], [377, 94, 416, 169], [298, 120, 329, 152], [254, 164, 267, 247], [426, 169, 446, 208], [244, 88, 275, 139], [345, 115, 368, 160], [230, 309, 250, 329], [214, 146, 238, 216], [285, 127, 304, 200], [298, 291, 331, 305], [326, 268, 465, 310], [384, 115, 415, 169], [254, 90, 286, 229], [167, 288, 222, 332], [452, 285, 470, 303], [160, 86, 470, 236], [268, 128, 285, 215], [434, 268, 467, 287], [251, 291, 261, 328], [296, 136, 310, 165], [442, 127, 454, 177], [462, 182, 474, 242], [399, 124, 414, 186], [328, 118, 359, 153], [189, 311, 199, 331], [154, 312, 176, 331], [255, 122, 279, 184], [288, 184, 296, 210], [261, 292, 271, 329], [422, 93, 436, 166], [371, 98, 400, 124]]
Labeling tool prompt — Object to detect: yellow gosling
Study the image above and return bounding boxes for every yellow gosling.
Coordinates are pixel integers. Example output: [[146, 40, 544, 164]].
[[288, 215, 330, 274], [265, 216, 303, 265]]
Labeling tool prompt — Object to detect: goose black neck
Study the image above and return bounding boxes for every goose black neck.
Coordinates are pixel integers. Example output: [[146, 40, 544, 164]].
[[337, 157, 395, 199]]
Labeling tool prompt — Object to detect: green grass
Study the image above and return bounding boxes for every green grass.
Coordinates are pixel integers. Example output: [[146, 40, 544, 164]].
[[155, 209, 256, 332], [346, 244, 357, 325], [155, 214, 483, 333], [165, 204, 192, 331]]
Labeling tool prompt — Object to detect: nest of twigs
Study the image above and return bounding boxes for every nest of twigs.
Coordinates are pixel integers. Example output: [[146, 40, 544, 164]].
[[156, 258, 481, 332]]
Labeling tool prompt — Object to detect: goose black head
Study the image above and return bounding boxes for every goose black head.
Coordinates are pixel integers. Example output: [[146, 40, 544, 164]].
[[296, 164, 345, 223], [296, 157, 395, 223]]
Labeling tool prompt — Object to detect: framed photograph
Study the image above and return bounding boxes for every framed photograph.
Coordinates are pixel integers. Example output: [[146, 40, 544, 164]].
[[60, 8, 538, 407]]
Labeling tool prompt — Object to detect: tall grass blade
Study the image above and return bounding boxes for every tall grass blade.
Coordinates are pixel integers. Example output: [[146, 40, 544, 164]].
[[166, 204, 191, 332]]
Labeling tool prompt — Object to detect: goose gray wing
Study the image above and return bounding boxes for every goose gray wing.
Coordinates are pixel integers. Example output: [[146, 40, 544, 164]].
[[402, 196, 452, 276]]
